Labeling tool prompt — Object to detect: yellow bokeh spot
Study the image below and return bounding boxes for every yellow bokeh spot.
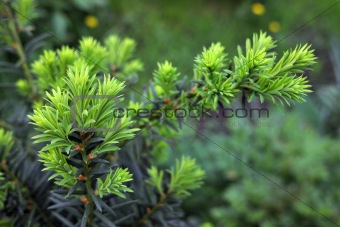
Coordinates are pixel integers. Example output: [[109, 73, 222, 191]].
[[252, 3, 266, 16], [85, 15, 98, 28], [269, 21, 281, 33]]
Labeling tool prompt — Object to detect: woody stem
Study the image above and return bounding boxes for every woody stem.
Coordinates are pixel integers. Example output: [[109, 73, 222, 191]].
[[81, 141, 95, 226]]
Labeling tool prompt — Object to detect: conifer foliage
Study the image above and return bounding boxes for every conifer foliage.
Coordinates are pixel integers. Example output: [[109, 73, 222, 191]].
[[0, 1, 317, 226]]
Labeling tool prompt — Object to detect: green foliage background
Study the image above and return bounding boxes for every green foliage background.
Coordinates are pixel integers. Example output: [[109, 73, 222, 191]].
[[35, 0, 340, 81], [168, 107, 340, 226]]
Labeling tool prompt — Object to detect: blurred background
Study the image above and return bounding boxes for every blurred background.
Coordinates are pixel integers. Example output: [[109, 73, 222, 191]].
[[3, 0, 340, 226]]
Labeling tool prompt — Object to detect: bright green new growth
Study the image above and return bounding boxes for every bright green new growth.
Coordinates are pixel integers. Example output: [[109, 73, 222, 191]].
[[28, 65, 138, 199], [168, 156, 205, 198], [231, 32, 276, 83], [97, 168, 133, 198], [153, 61, 181, 97], [105, 35, 143, 77], [0, 129, 15, 209], [79, 37, 107, 72], [0, 128, 14, 160], [29, 66, 137, 154], [147, 156, 205, 198], [146, 166, 165, 194], [270, 44, 317, 75], [12, 0, 37, 27], [195, 42, 227, 77], [189, 32, 317, 110], [30, 35, 143, 96], [39, 148, 78, 188]]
